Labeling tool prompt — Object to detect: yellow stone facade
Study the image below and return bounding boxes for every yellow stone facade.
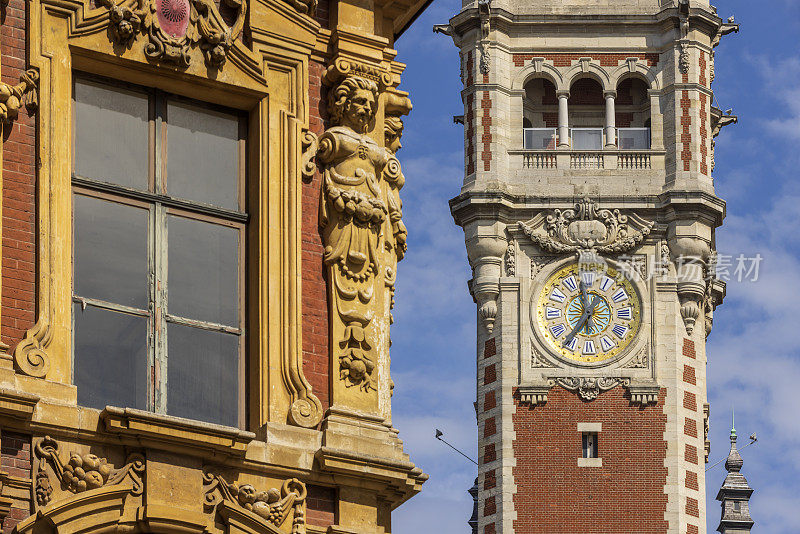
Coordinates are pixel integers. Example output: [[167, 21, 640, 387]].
[[0, 0, 427, 530]]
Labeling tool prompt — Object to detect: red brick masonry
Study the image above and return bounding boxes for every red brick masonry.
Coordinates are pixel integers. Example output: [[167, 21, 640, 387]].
[[512, 386, 668, 533]]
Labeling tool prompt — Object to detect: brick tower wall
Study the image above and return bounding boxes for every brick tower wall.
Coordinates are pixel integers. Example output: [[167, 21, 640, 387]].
[[512, 386, 669, 533]]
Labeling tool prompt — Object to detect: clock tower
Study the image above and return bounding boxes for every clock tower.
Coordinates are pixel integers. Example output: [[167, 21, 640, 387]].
[[441, 0, 738, 532]]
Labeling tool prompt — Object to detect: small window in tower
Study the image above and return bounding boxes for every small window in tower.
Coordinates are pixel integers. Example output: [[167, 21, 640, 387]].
[[582, 432, 598, 459], [733, 501, 741, 513]]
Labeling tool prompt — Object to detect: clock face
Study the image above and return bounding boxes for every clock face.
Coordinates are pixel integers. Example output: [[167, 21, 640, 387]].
[[534, 262, 641, 364]]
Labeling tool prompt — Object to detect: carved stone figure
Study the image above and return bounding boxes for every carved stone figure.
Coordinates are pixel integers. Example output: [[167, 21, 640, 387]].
[[318, 76, 406, 392]]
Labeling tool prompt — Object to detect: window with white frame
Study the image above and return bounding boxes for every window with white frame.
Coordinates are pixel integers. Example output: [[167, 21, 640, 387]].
[[71, 75, 246, 427]]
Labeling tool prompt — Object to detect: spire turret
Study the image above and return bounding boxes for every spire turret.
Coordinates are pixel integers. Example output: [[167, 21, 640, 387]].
[[716, 418, 754, 533]]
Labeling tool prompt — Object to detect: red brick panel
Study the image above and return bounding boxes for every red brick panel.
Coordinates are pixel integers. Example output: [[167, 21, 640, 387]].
[[512, 386, 668, 533], [484, 338, 496, 359], [687, 525, 699, 534], [684, 418, 697, 438], [483, 469, 496, 490], [484, 524, 496, 534], [481, 92, 492, 171], [683, 365, 696, 386], [484, 417, 496, 438], [483, 364, 496, 385], [685, 471, 699, 491], [301, 59, 331, 416], [686, 496, 699, 518], [306, 484, 336, 528], [483, 496, 496, 517], [700, 93, 708, 175], [1, 432, 31, 533], [484, 391, 496, 411], [685, 444, 698, 465], [683, 391, 697, 411], [682, 339, 696, 359], [483, 444, 496, 464], [1, 0, 37, 348], [680, 91, 692, 171]]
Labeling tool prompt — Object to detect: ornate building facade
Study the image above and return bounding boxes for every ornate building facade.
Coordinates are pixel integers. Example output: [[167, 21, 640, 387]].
[[443, 0, 738, 532], [0, 0, 428, 530]]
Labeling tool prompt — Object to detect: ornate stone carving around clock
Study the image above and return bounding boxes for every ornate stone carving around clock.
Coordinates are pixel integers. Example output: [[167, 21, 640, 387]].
[[518, 197, 654, 255]]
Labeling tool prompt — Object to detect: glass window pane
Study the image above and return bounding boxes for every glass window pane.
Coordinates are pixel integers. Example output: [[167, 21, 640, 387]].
[[167, 324, 239, 426], [74, 194, 149, 309], [167, 215, 239, 326], [74, 304, 148, 411], [74, 79, 149, 190], [166, 101, 240, 210]]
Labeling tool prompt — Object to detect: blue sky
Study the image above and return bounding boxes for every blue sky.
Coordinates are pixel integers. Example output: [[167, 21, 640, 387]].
[[388, 0, 800, 532]]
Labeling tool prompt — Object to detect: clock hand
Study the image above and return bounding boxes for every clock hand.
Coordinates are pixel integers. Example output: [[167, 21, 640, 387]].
[[582, 295, 602, 336], [579, 279, 589, 309], [563, 311, 590, 347]]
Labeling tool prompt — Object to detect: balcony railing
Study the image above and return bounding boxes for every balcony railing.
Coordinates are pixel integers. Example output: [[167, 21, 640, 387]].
[[617, 127, 651, 150], [523, 128, 558, 150], [570, 128, 604, 150], [522, 127, 651, 150]]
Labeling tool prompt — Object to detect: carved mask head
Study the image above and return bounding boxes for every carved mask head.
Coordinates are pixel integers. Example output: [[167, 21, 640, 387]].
[[384, 115, 404, 153], [330, 77, 378, 134]]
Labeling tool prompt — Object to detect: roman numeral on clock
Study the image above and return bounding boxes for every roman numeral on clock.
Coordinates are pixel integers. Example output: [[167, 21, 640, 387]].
[[617, 307, 633, 320], [612, 324, 629, 339], [562, 275, 578, 292], [545, 307, 562, 320], [550, 324, 567, 338], [600, 335, 616, 351], [550, 287, 567, 303], [611, 288, 629, 303]]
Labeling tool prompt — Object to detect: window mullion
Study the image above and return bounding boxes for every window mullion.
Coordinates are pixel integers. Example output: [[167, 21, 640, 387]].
[[152, 201, 169, 415]]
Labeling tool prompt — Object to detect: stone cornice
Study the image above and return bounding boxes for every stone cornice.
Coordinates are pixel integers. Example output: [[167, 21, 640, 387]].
[[450, 190, 725, 228], [450, 6, 722, 38], [101, 407, 256, 458]]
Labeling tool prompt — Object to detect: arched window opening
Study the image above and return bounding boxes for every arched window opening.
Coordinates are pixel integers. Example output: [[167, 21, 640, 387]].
[[616, 77, 651, 149], [522, 77, 558, 149], [568, 77, 605, 149]]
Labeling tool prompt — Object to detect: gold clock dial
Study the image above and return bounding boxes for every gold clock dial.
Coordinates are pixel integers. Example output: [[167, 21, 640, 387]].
[[535, 262, 641, 364]]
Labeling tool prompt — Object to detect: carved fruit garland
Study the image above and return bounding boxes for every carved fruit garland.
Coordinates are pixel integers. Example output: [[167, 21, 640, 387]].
[[204, 473, 307, 534], [98, 0, 246, 67], [34, 436, 145, 508]]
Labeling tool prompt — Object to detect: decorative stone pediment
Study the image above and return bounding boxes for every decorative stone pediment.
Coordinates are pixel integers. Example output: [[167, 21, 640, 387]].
[[518, 197, 654, 255]]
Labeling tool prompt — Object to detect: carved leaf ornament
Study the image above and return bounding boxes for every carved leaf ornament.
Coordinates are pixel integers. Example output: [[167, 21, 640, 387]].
[[519, 197, 654, 255], [550, 377, 629, 401], [98, 0, 247, 67]]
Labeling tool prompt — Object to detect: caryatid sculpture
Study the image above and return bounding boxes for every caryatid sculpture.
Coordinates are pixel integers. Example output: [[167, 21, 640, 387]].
[[318, 76, 406, 396]]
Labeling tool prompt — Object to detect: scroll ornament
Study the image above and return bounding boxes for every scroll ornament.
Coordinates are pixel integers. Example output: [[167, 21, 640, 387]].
[[34, 437, 144, 507], [549, 376, 629, 401], [0, 69, 38, 124], [98, 0, 246, 67], [204, 473, 307, 533], [318, 75, 406, 392], [518, 197, 654, 255]]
